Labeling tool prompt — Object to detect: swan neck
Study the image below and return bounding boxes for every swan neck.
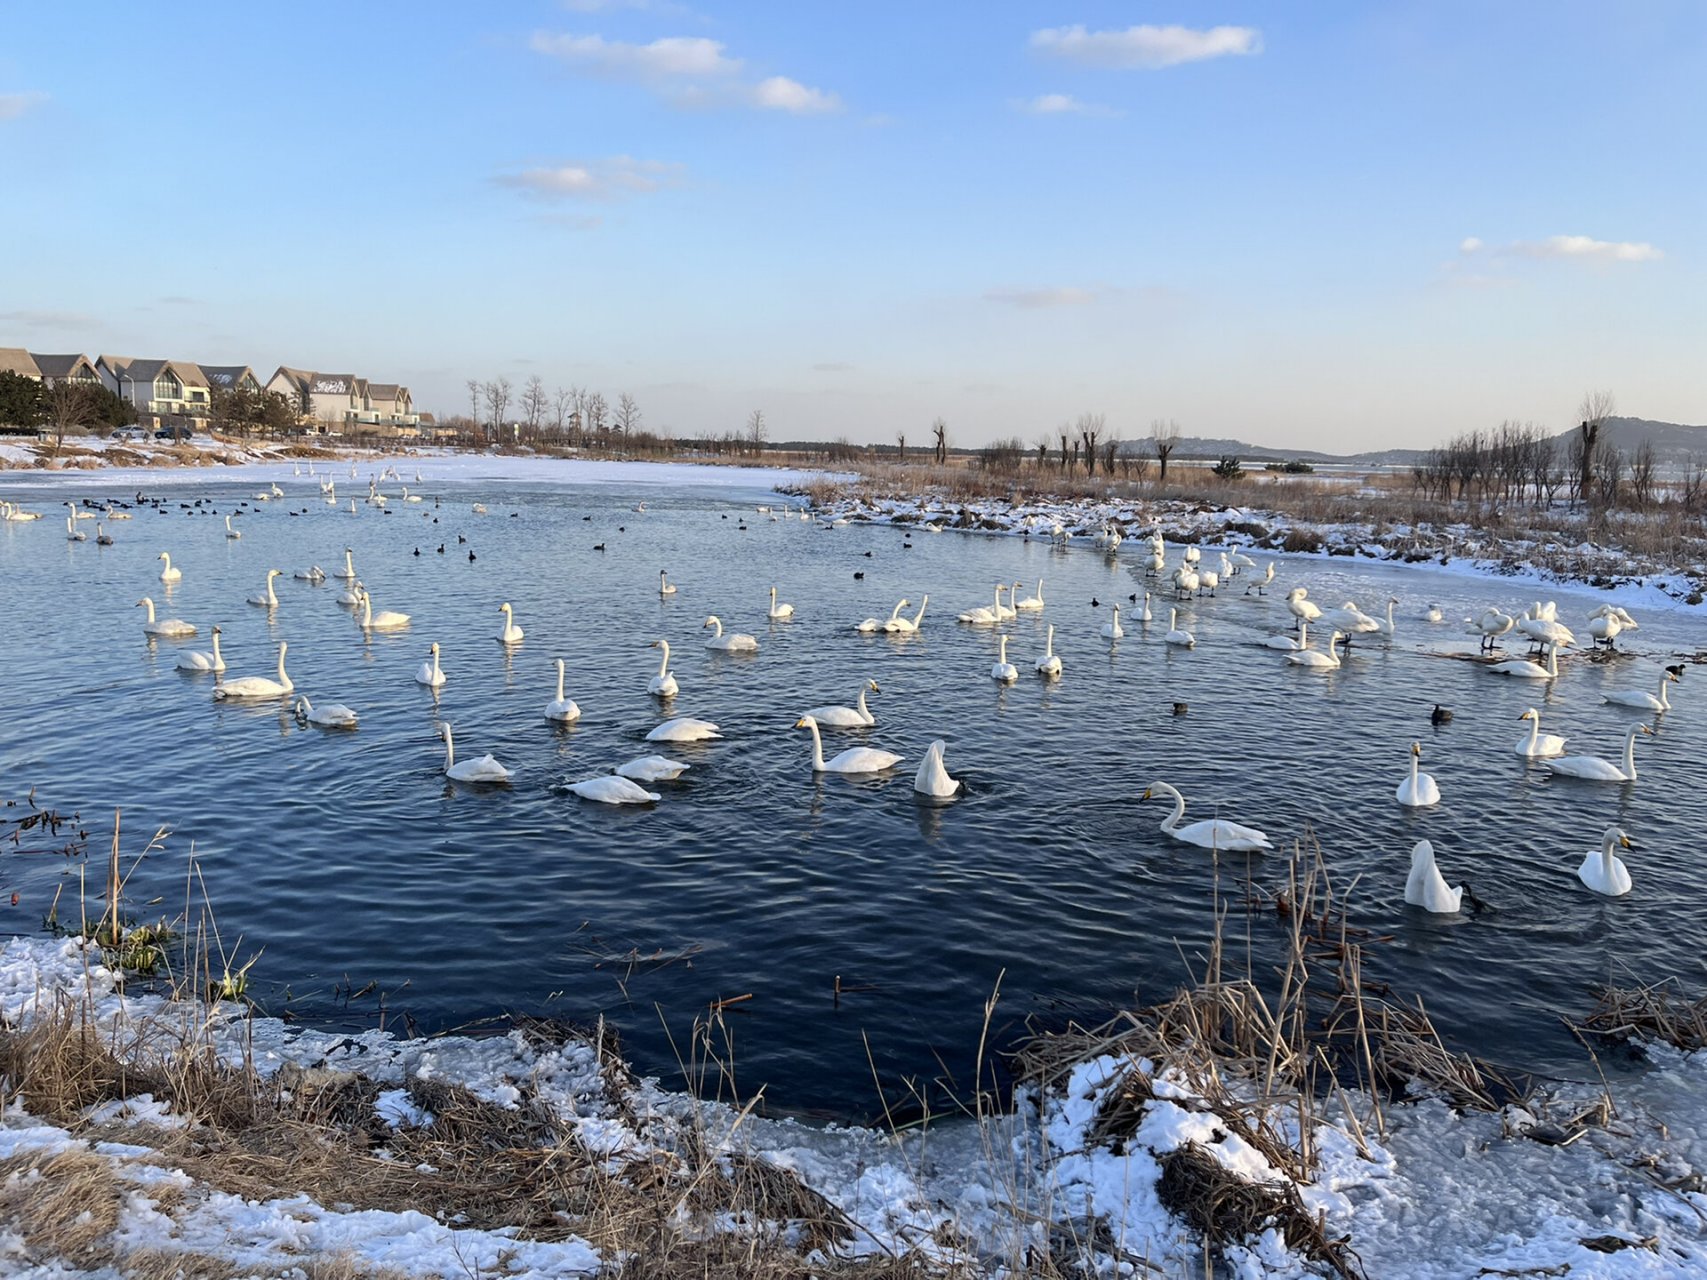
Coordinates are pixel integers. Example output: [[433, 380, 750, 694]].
[[556, 661, 566, 700], [657, 641, 671, 676], [807, 720, 825, 770], [276, 645, 288, 683], [443, 728, 454, 769], [1624, 728, 1639, 776], [1163, 786, 1186, 831], [913, 597, 927, 623]]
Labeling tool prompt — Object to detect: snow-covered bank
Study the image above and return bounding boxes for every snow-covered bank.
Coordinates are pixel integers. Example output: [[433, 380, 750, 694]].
[[797, 487, 1707, 612], [5, 928, 1704, 1278]]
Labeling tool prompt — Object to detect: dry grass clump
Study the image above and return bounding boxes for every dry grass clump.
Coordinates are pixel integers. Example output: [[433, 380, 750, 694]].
[[0, 1147, 125, 1268], [1579, 980, 1707, 1053]]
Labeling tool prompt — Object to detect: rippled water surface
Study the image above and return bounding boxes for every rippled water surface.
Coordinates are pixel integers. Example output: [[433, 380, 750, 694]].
[[3, 459, 1705, 1119]]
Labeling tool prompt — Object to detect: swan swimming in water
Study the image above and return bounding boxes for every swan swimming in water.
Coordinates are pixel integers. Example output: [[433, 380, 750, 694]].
[[1136, 591, 1153, 624], [617, 755, 689, 782], [136, 597, 196, 638], [1164, 608, 1195, 648], [804, 679, 879, 727], [885, 596, 928, 633], [990, 634, 1019, 683], [295, 695, 358, 728], [659, 570, 677, 596], [359, 589, 410, 631], [439, 722, 512, 783], [1014, 580, 1045, 611], [795, 715, 902, 773], [1544, 724, 1650, 782], [914, 740, 960, 797], [214, 640, 293, 699], [1404, 840, 1463, 913], [1034, 624, 1062, 677], [546, 658, 582, 723], [1601, 670, 1676, 712], [1287, 631, 1342, 669], [415, 642, 447, 687], [1266, 621, 1307, 651], [248, 568, 282, 608], [1141, 781, 1273, 851], [176, 626, 225, 672], [65, 511, 85, 542], [768, 586, 795, 619], [333, 548, 357, 580], [1488, 642, 1559, 680], [958, 584, 1005, 625], [157, 551, 182, 583], [856, 599, 907, 633], [1515, 708, 1567, 758], [497, 602, 524, 644], [566, 775, 659, 804], [294, 565, 326, 582], [336, 579, 364, 607], [647, 639, 679, 697], [1577, 826, 1633, 897], [647, 716, 722, 743], [1395, 742, 1441, 807], [704, 615, 759, 651], [1100, 604, 1124, 640], [224, 514, 241, 540]]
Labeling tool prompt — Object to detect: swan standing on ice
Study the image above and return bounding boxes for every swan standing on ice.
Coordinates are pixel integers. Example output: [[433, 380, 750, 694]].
[[439, 723, 511, 783], [1285, 587, 1321, 630], [659, 570, 677, 596], [1395, 742, 1441, 807], [1014, 580, 1045, 611], [704, 615, 759, 651], [497, 602, 525, 644], [546, 658, 582, 723], [768, 586, 795, 619], [248, 568, 283, 608], [1141, 781, 1273, 851], [157, 551, 182, 583], [647, 716, 722, 743], [1288, 631, 1343, 669], [857, 599, 907, 633], [1244, 563, 1275, 596], [1544, 724, 1650, 782], [295, 695, 358, 728], [1577, 826, 1634, 897], [990, 634, 1019, 683], [1477, 609, 1516, 651], [415, 642, 447, 687], [914, 740, 960, 797], [886, 596, 928, 633], [1034, 624, 1062, 677], [224, 514, 241, 539], [566, 775, 659, 804], [1164, 608, 1195, 648], [176, 626, 225, 672], [647, 639, 679, 697], [1602, 670, 1676, 712], [136, 597, 196, 637], [214, 641, 292, 699], [1515, 708, 1567, 758], [795, 715, 902, 773], [1100, 604, 1124, 640], [1488, 643, 1559, 680], [804, 680, 879, 727], [617, 755, 689, 782], [359, 589, 410, 631], [1404, 840, 1463, 913]]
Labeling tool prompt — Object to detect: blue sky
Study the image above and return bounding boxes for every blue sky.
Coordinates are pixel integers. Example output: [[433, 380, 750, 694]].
[[1, 2, 1700, 450]]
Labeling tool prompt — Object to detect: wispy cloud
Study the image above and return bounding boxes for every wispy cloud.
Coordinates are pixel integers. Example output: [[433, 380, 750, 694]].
[[0, 91, 47, 121], [495, 156, 682, 202], [531, 30, 840, 112], [1030, 24, 1262, 69], [0, 308, 97, 330], [812, 361, 854, 373], [1461, 234, 1663, 263], [984, 287, 1098, 309], [751, 76, 841, 114], [1016, 93, 1118, 117]]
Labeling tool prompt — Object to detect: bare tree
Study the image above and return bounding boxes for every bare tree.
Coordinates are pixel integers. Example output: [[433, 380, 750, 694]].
[[1058, 426, 1071, 474], [552, 386, 573, 442], [1151, 418, 1181, 485], [1034, 435, 1051, 471], [895, 429, 906, 464], [483, 378, 512, 439], [520, 376, 547, 437], [746, 409, 767, 456], [931, 417, 947, 465], [1102, 436, 1118, 476], [466, 379, 482, 434], [616, 393, 641, 449], [1077, 412, 1104, 478], [1577, 389, 1615, 508], [1628, 439, 1658, 510], [44, 381, 96, 461], [585, 392, 608, 446]]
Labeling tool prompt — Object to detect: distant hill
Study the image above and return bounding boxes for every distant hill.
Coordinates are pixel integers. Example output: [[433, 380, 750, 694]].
[[1546, 416, 1707, 464]]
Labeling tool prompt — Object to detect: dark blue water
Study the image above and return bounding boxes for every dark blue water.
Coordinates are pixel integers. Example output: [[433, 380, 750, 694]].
[[2, 459, 1704, 1120]]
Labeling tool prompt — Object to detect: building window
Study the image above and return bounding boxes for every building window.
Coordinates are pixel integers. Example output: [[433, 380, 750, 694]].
[[154, 375, 182, 401]]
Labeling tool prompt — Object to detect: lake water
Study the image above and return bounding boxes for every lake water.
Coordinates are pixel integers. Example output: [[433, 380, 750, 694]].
[[2, 458, 1704, 1121]]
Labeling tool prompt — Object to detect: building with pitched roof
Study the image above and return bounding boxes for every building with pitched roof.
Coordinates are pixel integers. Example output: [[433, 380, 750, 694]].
[[97, 355, 212, 429], [265, 366, 418, 436], [0, 348, 43, 379], [201, 364, 261, 395], [31, 353, 102, 386]]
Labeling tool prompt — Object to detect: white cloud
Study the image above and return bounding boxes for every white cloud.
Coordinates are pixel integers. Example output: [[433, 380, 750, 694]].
[[495, 156, 682, 202], [1460, 233, 1662, 263], [751, 75, 841, 114], [1031, 23, 1262, 69], [1459, 236, 1484, 254], [1017, 93, 1117, 116], [530, 32, 740, 79], [985, 287, 1097, 309], [0, 91, 47, 121]]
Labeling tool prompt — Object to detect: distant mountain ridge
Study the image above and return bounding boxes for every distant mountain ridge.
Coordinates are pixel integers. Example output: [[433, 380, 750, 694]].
[[1547, 416, 1707, 464]]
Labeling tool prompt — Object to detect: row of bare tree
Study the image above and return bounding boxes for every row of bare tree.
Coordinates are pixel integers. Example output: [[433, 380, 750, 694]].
[[459, 377, 769, 458]]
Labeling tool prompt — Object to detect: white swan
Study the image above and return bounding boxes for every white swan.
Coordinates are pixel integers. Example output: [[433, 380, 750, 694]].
[[1395, 742, 1441, 807], [914, 740, 960, 797], [224, 514, 241, 540], [1477, 608, 1516, 650], [804, 679, 879, 727], [248, 568, 282, 608], [157, 551, 182, 583], [566, 775, 659, 804], [359, 589, 410, 631], [1577, 826, 1633, 897], [1288, 631, 1343, 669], [333, 548, 356, 580], [1135, 591, 1153, 624], [1014, 580, 1045, 611], [65, 514, 86, 542], [1164, 608, 1195, 648], [439, 722, 511, 783], [1285, 587, 1321, 629], [295, 695, 358, 728], [647, 639, 679, 697], [958, 584, 1005, 625], [546, 658, 582, 723], [1515, 708, 1567, 758], [497, 602, 524, 645], [401, 485, 422, 503], [95, 523, 113, 545], [886, 596, 928, 633], [1141, 781, 1273, 851], [176, 627, 225, 672], [1319, 600, 1381, 639], [1424, 604, 1444, 624], [415, 642, 446, 687], [704, 615, 759, 652], [1243, 563, 1275, 596], [337, 579, 364, 607], [1488, 642, 1559, 679], [1265, 621, 1306, 651], [294, 565, 326, 582], [616, 755, 689, 782], [996, 582, 1021, 620], [659, 570, 677, 596], [1601, 670, 1676, 712], [1545, 724, 1650, 782], [857, 599, 907, 633], [1375, 596, 1400, 638], [768, 586, 795, 619], [795, 715, 902, 773], [1100, 604, 1124, 640], [647, 716, 722, 743], [1034, 624, 1062, 677], [1404, 840, 1463, 913], [136, 597, 196, 638], [990, 634, 1019, 683], [214, 640, 293, 699]]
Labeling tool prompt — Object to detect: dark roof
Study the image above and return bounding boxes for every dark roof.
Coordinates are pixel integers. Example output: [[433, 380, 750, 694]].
[[201, 364, 256, 388], [309, 373, 358, 395], [120, 359, 209, 388], [29, 353, 97, 380]]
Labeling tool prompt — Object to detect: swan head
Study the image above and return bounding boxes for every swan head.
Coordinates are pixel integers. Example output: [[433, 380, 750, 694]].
[[1604, 826, 1631, 850], [794, 716, 816, 730], [1411, 742, 1422, 757], [1518, 708, 1536, 722], [212, 626, 221, 636], [867, 679, 880, 692], [1288, 587, 1306, 600], [703, 615, 720, 628], [428, 642, 440, 655], [500, 602, 512, 614], [157, 551, 168, 561]]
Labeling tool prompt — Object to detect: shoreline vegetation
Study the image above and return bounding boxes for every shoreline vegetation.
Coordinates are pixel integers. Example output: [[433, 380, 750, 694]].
[[3, 805, 1705, 1276]]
